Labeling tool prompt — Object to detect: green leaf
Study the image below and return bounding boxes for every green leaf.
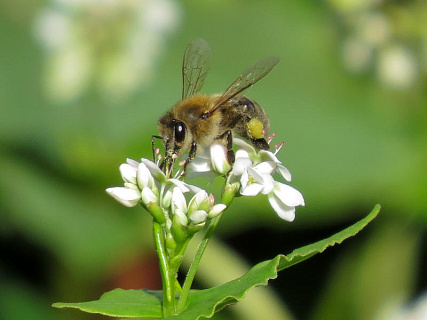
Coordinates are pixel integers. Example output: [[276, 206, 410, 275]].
[[53, 205, 380, 319], [277, 204, 381, 271], [172, 204, 380, 319], [53, 289, 163, 318]]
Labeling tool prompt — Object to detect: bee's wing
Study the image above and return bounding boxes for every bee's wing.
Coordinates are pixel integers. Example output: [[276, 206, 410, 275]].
[[210, 56, 280, 112], [182, 38, 211, 99]]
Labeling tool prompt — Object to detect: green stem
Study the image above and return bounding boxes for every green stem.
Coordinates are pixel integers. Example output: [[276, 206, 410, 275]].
[[153, 221, 175, 317], [176, 189, 236, 313], [176, 215, 222, 313]]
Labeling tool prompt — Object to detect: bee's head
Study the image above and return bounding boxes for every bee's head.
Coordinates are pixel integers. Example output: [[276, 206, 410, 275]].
[[158, 113, 192, 163]]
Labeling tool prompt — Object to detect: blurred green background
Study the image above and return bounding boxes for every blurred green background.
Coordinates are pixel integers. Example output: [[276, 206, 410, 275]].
[[1, 0, 426, 319]]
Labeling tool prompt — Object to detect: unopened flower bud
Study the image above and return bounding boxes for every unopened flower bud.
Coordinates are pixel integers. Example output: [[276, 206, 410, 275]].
[[146, 202, 166, 225], [208, 203, 226, 218], [106, 187, 141, 207], [141, 187, 158, 205], [119, 164, 137, 185], [210, 143, 232, 175], [189, 210, 208, 225], [188, 222, 206, 234], [165, 231, 177, 254], [222, 182, 239, 206], [188, 190, 209, 214], [162, 189, 173, 209], [137, 162, 153, 189], [171, 214, 188, 244], [124, 182, 139, 191]]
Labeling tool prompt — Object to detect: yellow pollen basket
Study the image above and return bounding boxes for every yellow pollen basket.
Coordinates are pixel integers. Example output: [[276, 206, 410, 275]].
[[247, 119, 265, 139]]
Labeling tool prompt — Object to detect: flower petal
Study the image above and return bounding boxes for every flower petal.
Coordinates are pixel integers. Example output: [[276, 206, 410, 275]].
[[254, 161, 275, 175], [273, 182, 305, 207], [126, 158, 139, 169], [235, 149, 250, 160], [168, 178, 190, 193], [232, 157, 252, 177], [268, 193, 296, 222], [259, 150, 280, 163], [140, 158, 166, 183], [188, 155, 212, 173], [277, 164, 292, 181], [240, 182, 264, 196], [106, 187, 141, 207], [240, 170, 249, 190], [234, 138, 256, 156], [261, 174, 275, 194], [247, 166, 263, 183]]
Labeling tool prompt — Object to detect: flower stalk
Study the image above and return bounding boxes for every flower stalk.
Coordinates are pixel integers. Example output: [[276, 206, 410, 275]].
[[153, 221, 175, 317], [176, 188, 237, 313]]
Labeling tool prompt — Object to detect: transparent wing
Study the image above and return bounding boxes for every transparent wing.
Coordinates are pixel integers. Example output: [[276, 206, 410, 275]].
[[182, 38, 212, 99], [211, 56, 280, 111]]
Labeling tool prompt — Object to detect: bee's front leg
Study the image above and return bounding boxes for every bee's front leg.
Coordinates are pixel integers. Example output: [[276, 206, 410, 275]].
[[216, 130, 235, 165], [180, 141, 197, 178]]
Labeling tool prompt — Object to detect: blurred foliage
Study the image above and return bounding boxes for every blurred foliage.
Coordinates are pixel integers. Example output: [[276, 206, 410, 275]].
[[0, 0, 426, 320]]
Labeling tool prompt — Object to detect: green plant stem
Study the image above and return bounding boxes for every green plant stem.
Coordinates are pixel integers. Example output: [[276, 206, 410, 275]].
[[176, 214, 222, 313], [153, 221, 175, 317], [176, 189, 236, 313]]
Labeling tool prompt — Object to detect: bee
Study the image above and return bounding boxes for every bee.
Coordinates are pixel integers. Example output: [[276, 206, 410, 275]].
[[155, 38, 280, 174]]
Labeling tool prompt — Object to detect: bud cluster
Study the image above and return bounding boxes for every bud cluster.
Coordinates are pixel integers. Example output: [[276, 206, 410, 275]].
[[106, 158, 227, 248]]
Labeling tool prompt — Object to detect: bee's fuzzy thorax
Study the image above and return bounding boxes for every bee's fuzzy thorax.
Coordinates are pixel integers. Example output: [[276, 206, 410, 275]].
[[172, 95, 222, 149]]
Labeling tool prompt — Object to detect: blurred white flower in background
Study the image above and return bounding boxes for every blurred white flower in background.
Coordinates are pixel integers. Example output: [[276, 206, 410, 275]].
[[328, 0, 424, 91], [34, 0, 182, 104], [377, 45, 418, 90], [377, 292, 427, 320]]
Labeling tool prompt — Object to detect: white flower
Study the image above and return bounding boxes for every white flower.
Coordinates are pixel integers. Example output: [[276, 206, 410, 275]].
[[267, 182, 305, 222], [240, 165, 274, 196], [234, 138, 291, 181], [227, 137, 304, 221], [187, 143, 232, 179], [377, 45, 418, 90], [107, 158, 199, 212], [33, 0, 182, 103], [106, 187, 141, 207]]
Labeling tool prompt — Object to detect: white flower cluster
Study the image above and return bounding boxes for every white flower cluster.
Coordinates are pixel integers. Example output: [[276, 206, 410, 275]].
[[329, 0, 422, 90], [189, 138, 305, 222], [33, 0, 182, 103], [107, 159, 226, 234]]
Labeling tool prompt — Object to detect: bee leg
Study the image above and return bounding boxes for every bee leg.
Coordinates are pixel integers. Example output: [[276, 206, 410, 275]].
[[217, 130, 235, 165], [180, 141, 197, 178], [251, 137, 270, 151], [151, 135, 162, 162]]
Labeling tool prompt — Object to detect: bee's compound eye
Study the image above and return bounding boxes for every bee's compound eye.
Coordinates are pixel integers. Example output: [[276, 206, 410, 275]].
[[174, 121, 186, 144]]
